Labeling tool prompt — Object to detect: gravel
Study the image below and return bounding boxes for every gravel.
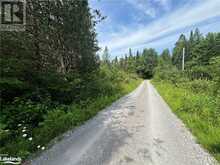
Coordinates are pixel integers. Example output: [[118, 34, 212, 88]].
[[30, 81, 218, 165]]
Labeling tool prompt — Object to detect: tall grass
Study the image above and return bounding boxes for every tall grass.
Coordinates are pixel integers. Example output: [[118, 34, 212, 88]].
[[0, 66, 142, 161], [152, 80, 220, 162]]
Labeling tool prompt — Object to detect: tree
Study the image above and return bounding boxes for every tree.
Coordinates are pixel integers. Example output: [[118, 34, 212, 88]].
[[136, 48, 158, 78], [187, 30, 195, 61], [190, 32, 220, 67], [172, 34, 187, 69], [129, 48, 133, 57], [102, 46, 110, 64], [112, 56, 118, 66], [0, 0, 102, 102], [194, 28, 203, 44], [160, 49, 171, 64]]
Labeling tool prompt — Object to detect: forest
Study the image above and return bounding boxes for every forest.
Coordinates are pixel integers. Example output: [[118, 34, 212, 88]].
[[111, 28, 220, 161], [153, 29, 220, 161], [0, 0, 220, 163], [0, 0, 141, 160]]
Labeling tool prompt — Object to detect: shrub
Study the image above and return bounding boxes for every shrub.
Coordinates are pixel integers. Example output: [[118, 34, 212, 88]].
[[0, 64, 142, 160], [154, 65, 189, 86], [182, 79, 215, 94], [187, 66, 212, 80], [1, 99, 48, 130]]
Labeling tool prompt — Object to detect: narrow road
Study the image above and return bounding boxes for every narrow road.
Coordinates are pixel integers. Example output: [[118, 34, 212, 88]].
[[31, 81, 217, 165]]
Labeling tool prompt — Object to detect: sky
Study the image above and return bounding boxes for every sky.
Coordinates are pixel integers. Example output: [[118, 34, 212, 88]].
[[89, 0, 220, 58]]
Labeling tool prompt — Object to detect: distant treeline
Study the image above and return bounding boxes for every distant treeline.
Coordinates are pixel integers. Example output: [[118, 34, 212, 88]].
[[151, 29, 220, 162], [0, 0, 140, 159], [110, 28, 220, 80]]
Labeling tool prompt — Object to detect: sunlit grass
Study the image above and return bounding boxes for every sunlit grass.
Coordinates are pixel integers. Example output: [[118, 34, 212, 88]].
[[152, 80, 220, 162]]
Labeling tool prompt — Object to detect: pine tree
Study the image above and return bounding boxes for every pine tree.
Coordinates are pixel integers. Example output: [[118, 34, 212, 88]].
[[172, 34, 187, 69], [160, 49, 171, 63], [187, 30, 195, 61], [129, 48, 133, 57], [102, 46, 110, 64], [194, 28, 203, 44]]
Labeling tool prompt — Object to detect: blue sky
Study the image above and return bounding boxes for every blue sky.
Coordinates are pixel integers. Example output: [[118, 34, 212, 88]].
[[89, 0, 220, 57]]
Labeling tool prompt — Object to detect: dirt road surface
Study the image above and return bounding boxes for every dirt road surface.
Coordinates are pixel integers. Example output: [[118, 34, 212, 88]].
[[31, 81, 218, 165]]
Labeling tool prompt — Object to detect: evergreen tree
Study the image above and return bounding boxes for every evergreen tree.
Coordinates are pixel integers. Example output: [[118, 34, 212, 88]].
[[102, 46, 110, 64], [194, 28, 203, 44], [0, 0, 101, 102], [172, 34, 187, 69], [129, 48, 133, 57], [160, 49, 171, 63]]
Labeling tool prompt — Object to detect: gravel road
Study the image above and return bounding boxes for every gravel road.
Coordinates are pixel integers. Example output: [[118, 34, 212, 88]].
[[31, 80, 218, 165]]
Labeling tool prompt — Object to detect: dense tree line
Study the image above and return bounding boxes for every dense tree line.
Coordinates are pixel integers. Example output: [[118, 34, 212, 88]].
[[172, 28, 220, 79], [173, 29, 220, 83], [110, 28, 219, 84], [152, 29, 220, 162], [1, 0, 104, 104], [111, 48, 158, 79], [1, 0, 138, 159], [151, 29, 220, 100], [0, 0, 219, 157]]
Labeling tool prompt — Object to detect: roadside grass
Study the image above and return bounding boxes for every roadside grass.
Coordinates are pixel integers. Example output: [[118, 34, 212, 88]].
[[0, 73, 142, 162], [33, 77, 142, 150], [152, 80, 220, 162]]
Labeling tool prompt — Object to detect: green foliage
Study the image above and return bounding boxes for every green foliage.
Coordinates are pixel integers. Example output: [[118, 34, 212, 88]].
[[102, 46, 111, 65], [172, 29, 220, 73], [153, 28, 220, 162], [182, 79, 215, 94], [114, 48, 158, 79], [160, 49, 171, 65], [0, 0, 102, 103], [0, 64, 141, 159], [154, 63, 189, 86], [0, 0, 143, 161], [172, 34, 188, 69], [152, 81, 220, 161], [1, 99, 48, 130], [209, 56, 220, 94]]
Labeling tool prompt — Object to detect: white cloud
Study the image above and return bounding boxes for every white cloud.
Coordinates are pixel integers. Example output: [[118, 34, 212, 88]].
[[126, 0, 171, 18], [100, 0, 220, 55], [126, 0, 156, 17], [110, 21, 219, 57]]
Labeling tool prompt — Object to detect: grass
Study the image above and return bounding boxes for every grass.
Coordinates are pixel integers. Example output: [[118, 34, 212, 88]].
[[151, 80, 220, 162], [33, 77, 142, 148], [0, 74, 142, 163]]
